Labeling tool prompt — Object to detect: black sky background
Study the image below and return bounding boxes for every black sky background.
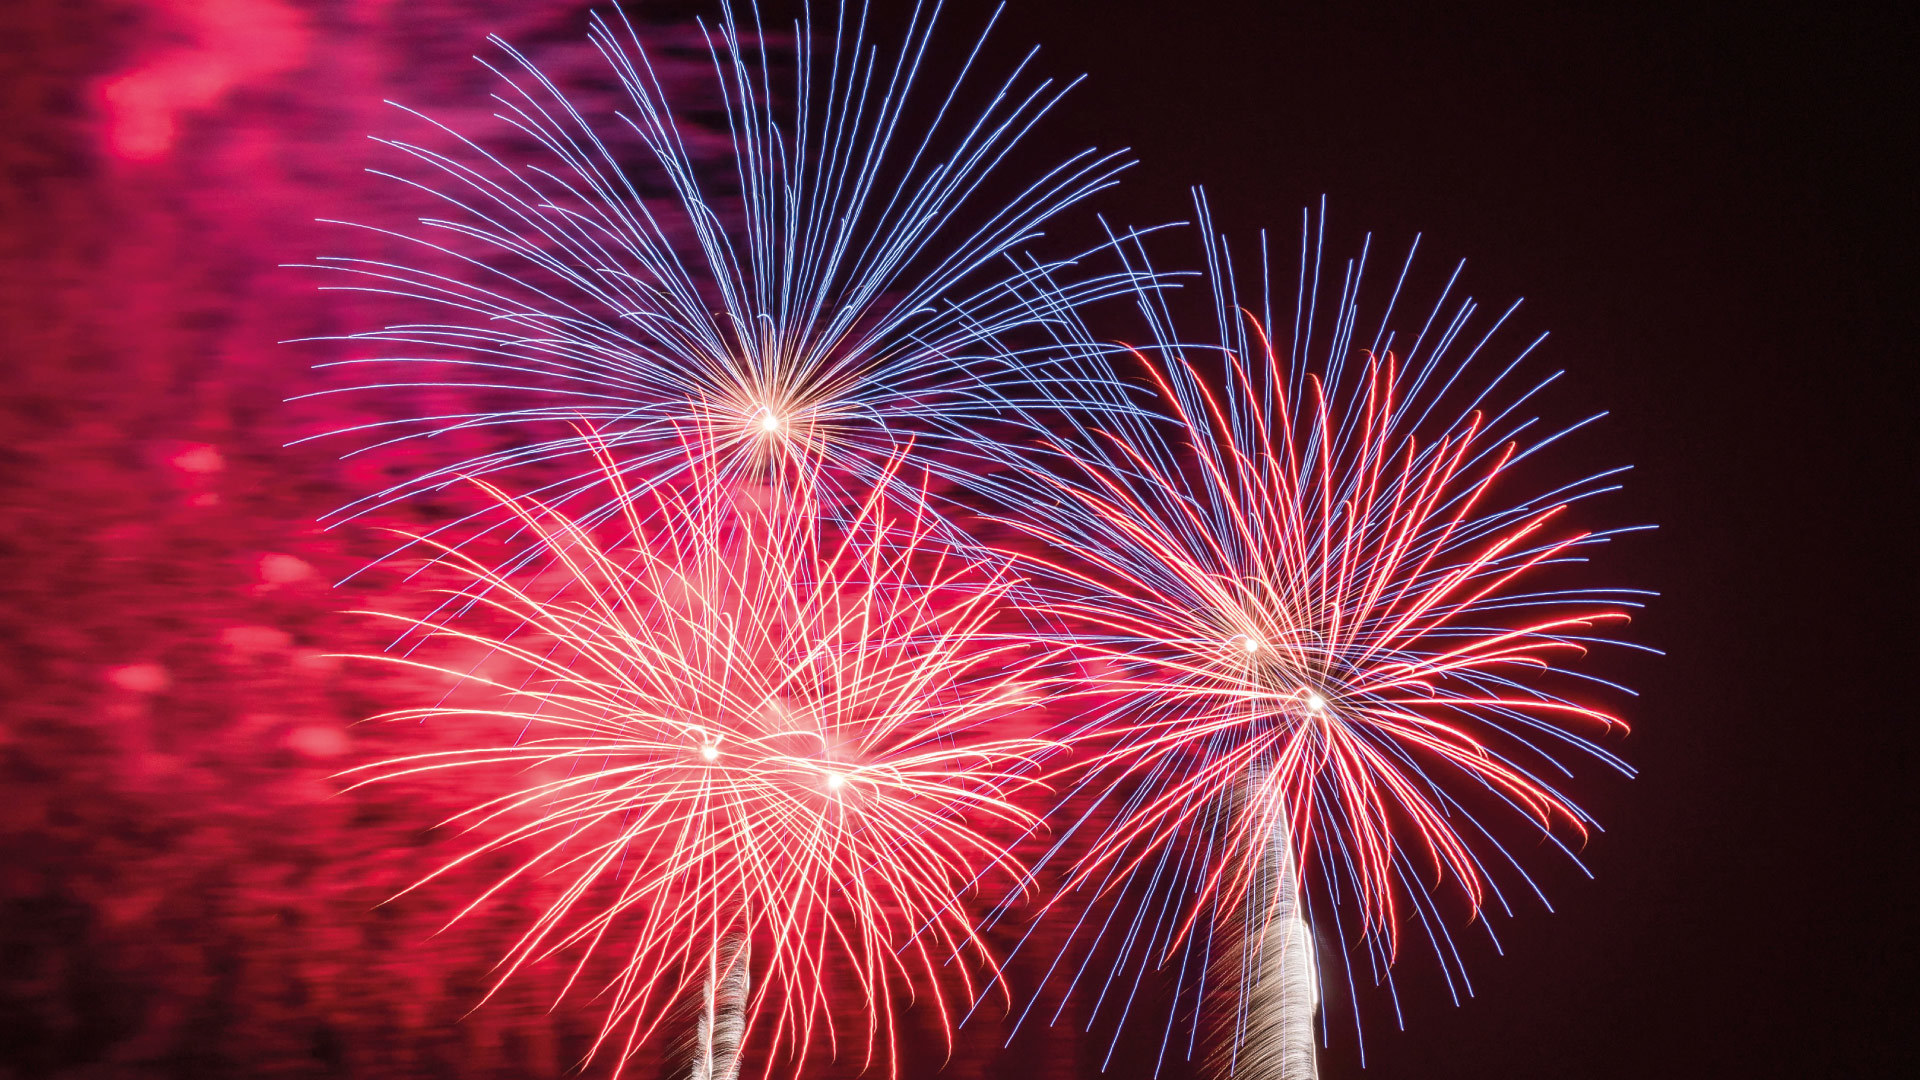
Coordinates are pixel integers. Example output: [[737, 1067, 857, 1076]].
[[959, 3, 1907, 1078]]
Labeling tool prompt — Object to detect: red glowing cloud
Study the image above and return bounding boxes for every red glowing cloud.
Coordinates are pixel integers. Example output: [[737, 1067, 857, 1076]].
[[99, 0, 308, 160]]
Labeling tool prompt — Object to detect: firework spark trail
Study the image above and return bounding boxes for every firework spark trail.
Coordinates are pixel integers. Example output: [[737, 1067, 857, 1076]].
[[1221, 769, 1316, 1080], [691, 934, 749, 1080], [981, 197, 1649, 1075], [339, 449, 1058, 1078], [293, 0, 1156, 553]]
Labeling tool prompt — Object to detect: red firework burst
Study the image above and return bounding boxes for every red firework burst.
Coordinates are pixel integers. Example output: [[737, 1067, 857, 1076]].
[[1034, 341, 1628, 941], [340, 450, 1055, 1077], [987, 209, 1644, 1069]]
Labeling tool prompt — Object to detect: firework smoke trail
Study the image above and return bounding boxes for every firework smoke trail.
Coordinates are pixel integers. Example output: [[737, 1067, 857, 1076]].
[[692, 934, 749, 1080], [1212, 760, 1318, 1080], [339, 447, 1057, 1078], [983, 197, 1648, 1076], [295, 0, 1151, 546]]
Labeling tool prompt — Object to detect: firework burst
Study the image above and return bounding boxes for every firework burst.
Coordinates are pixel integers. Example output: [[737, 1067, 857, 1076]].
[[989, 200, 1648, 1074], [341, 450, 1056, 1077], [297, 0, 1145, 538]]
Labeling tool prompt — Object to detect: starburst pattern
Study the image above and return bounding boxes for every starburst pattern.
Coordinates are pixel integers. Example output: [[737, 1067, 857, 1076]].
[[987, 202, 1646, 1071], [297, 0, 1144, 538], [342, 451, 1056, 1077]]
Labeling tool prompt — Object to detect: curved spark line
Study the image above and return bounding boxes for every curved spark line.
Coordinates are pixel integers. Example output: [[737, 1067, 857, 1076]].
[[293, 0, 1148, 541], [340, 454, 1056, 1077], [986, 199, 1649, 1072]]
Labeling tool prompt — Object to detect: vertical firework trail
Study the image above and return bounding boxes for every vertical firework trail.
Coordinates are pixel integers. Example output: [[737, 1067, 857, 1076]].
[[1225, 761, 1318, 1080], [979, 196, 1647, 1077], [691, 934, 750, 1080], [339, 447, 1058, 1078]]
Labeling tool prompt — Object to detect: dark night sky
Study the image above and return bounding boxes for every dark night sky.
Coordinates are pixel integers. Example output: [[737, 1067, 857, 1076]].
[[2, 2, 1908, 1078], [969, 3, 1908, 1078]]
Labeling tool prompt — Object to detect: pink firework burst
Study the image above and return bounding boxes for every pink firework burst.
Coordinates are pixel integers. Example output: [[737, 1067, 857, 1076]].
[[341, 450, 1056, 1078]]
